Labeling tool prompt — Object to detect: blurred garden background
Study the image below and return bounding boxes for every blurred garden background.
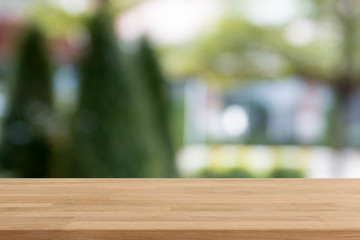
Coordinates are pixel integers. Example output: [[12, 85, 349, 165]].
[[0, 0, 360, 178]]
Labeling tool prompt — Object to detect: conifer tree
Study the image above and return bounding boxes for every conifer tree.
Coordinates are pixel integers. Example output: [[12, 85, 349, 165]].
[[0, 26, 53, 177], [136, 37, 177, 177], [69, 5, 149, 177]]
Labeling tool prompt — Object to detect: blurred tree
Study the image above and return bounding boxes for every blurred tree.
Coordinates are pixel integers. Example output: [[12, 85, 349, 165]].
[[178, 17, 338, 85], [136, 37, 177, 177], [28, 0, 142, 39], [0, 26, 53, 177], [328, 0, 360, 148], [121, 47, 172, 178], [302, 0, 360, 175], [28, 0, 85, 38], [69, 4, 169, 177]]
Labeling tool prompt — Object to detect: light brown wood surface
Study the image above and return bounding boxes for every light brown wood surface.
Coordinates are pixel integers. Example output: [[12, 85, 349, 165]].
[[0, 179, 359, 239]]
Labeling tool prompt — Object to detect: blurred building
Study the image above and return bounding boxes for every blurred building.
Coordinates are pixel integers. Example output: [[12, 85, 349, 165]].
[[183, 77, 332, 146]]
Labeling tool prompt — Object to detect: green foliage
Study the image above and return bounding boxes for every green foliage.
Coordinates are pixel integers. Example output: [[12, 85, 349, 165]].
[[135, 37, 177, 177], [267, 168, 305, 178], [0, 26, 53, 177], [138, 38, 169, 137], [28, 0, 142, 38], [68, 5, 174, 177], [107, 0, 143, 13], [28, 0, 86, 38], [68, 6, 146, 177], [195, 167, 254, 178], [162, 13, 341, 86], [120, 44, 172, 178], [169, 93, 185, 151]]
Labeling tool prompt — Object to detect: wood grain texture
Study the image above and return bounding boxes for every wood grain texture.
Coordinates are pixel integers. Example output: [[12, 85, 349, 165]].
[[0, 179, 359, 239]]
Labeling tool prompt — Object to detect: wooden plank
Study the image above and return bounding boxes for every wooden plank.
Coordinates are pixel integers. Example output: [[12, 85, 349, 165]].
[[0, 179, 359, 239]]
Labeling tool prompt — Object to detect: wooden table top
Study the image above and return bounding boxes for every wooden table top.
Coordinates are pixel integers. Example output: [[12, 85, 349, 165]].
[[0, 179, 359, 240]]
